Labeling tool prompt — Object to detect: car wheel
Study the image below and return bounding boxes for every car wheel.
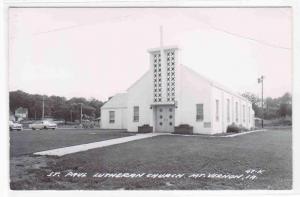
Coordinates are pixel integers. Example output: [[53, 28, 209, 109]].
[[32, 128, 36, 130], [52, 128, 55, 130], [44, 126, 47, 130]]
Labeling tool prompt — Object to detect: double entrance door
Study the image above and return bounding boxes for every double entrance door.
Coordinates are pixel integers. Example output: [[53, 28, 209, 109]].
[[154, 105, 175, 133]]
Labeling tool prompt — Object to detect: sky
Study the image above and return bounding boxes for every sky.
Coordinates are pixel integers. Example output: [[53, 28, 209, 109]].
[[9, 8, 292, 101]]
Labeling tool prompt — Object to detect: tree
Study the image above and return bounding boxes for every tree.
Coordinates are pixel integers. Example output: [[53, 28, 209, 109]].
[[9, 90, 104, 121], [88, 98, 103, 118], [242, 91, 292, 120], [242, 92, 262, 118], [277, 93, 292, 118]]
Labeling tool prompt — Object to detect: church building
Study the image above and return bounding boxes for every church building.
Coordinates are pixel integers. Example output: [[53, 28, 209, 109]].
[[101, 30, 255, 134]]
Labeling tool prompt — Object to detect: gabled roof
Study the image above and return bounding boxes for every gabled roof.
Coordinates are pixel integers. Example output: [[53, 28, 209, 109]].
[[101, 93, 128, 109], [182, 65, 250, 103], [127, 71, 150, 92]]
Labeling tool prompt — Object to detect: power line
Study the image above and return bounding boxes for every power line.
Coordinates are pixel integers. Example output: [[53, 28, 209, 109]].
[[11, 10, 291, 50], [196, 19, 291, 50], [10, 14, 132, 39]]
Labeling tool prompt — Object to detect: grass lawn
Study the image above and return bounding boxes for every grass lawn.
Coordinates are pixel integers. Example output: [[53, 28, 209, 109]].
[[10, 128, 292, 190], [10, 129, 133, 157]]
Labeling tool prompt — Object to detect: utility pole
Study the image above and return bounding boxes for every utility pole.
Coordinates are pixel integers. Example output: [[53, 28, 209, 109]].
[[80, 103, 83, 124], [42, 96, 45, 120], [70, 109, 73, 122], [258, 76, 264, 128]]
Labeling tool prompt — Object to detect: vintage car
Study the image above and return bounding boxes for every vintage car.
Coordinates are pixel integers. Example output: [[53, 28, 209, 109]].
[[9, 121, 23, 131], [29, 120, 57, 130]]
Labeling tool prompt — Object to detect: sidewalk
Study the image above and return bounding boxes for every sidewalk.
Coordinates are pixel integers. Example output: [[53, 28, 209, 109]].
[[34, 133, 162, 156]]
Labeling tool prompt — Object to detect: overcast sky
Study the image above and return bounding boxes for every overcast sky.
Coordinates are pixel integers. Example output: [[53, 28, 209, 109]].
[[9, 8, 292, 101]]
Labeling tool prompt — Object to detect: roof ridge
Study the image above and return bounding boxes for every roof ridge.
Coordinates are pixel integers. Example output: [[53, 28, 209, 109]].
[[182, 65, 249, 103]]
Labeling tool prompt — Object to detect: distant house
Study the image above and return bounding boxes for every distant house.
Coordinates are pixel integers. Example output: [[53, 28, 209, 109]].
[[94, 117, 101, 127], [15, 107, 28, 120]]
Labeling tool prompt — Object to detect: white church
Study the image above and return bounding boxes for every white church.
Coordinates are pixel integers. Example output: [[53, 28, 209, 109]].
[[101, 30, 255, 134]]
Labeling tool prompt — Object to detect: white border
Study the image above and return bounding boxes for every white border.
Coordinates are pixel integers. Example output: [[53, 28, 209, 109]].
[[1, 0, 300, 197]]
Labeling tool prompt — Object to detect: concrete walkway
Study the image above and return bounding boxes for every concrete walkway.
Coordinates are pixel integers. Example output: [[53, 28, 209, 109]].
[[216, 129, 267, 137], [168, 129, 266, 138], [34, 133, 162, 157]]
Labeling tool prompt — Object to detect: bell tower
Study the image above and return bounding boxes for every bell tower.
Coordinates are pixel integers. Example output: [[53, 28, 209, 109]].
[[148, 26, 179, 104]]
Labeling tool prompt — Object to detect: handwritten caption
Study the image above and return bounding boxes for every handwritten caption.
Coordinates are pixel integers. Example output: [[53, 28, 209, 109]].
[[46, 169, 264, 181]]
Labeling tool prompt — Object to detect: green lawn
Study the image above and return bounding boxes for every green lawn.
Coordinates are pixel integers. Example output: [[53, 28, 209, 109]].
[[10, 128, 292, 190], [10, 129, 133, 156]]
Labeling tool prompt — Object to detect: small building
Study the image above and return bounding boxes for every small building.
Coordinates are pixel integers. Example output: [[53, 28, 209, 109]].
[[15, 107, 28, 121], [101, 43, 254, 134], [101, 93, 128, 130], [9, 111, 16, 121]]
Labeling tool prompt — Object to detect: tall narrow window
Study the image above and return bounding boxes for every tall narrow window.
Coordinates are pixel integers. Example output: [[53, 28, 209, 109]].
[[133, 106, 139, 122], [216, 100, 219, 121], [235, 102, 238, 122], [232, 98, 234, 123], [227, 99, 230, 122], [196, 104, 204, 121], [109, 111, 115, 123], [243, 105, 245, 122], [248, 106, 251, 123]]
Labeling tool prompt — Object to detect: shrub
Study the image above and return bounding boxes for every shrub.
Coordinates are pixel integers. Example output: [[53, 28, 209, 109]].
[[227, 123, 249, 133], [174, 124, 193, 134], [226, 123, 241, 133], [138, 124, 153, 133]]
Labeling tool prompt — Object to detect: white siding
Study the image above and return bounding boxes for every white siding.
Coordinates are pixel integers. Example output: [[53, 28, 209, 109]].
[[127, 71, 153, 132], [101, 108, 127, 129], [211, 85, 253, 133], [100, 93, 128, 129], [177, 66, 212, 134]]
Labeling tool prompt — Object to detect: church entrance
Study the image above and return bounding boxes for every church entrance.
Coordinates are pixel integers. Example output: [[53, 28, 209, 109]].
[[154, 105, 175, 133]]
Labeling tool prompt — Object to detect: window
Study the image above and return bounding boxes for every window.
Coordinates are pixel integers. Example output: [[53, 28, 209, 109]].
[[227, 99, 230, 123], [243, 105, 245, 122], [216, 100, 219, 121], [109, 111, 115, 123], [133, 106, 139, 122], [232, 98, 234, 122], [204, 122, 211, 128], [235, 102, 238, 122], [248, 106, 251, 123], [196, 104, 204, 121]]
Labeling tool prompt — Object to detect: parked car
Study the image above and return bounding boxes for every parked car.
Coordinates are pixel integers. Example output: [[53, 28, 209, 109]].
[[9, 121, 23, 131], [29, 120, 57, 130]]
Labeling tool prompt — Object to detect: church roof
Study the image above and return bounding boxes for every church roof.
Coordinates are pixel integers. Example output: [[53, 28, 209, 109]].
[[182, 65, 250, 103], [101, 93, 128, 109]]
